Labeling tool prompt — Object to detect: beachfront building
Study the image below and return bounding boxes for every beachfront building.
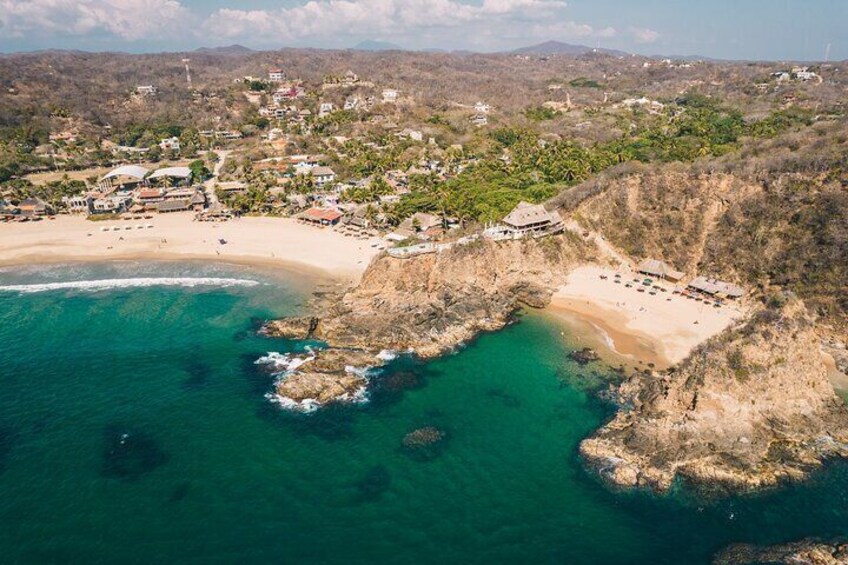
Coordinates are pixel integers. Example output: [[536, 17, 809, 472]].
[[93, 195, 132, 213], [687, 277, 745, 299], [298, 207, 343, 226], [501, 202, 563, 237], [636, 258, 685, 282], [62, 193, 96, 215], [99, 165, 150, 192], [18, 197, 53, 217], [157, 199, 192, 213], [148, 166, 192, 187]]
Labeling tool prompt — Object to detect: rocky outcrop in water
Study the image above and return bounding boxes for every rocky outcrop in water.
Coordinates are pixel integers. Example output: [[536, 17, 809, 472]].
[[276, 371, 367, 405], [713, 539, 848, 565], [580, 298, 848, 493]]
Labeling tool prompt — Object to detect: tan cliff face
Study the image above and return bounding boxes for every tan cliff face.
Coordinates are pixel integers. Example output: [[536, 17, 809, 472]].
[[268, 235, 596, 358], [580, 298, 848, 493]]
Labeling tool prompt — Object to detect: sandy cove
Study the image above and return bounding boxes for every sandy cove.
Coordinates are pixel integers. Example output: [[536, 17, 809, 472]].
[[547, 265, 746, 369], [0, 214, 383, 283]]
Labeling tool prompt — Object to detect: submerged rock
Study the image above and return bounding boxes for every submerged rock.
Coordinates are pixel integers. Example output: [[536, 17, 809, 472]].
[[580, 299, 848, 494], [100, 425, 168, 480], [569, 347, 600, 365], [402, 426, 446, 448], [713, 539, 848, 565], [401, 426, 448, 461]]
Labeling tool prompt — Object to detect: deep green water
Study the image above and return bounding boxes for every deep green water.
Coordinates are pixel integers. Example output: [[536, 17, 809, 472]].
[[1, 262, 847, 564]]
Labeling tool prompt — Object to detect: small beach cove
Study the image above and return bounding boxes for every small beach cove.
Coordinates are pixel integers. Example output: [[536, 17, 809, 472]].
[[545, 265, 747, 370]]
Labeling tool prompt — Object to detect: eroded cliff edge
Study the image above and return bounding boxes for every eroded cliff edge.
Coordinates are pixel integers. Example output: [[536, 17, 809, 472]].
[[580, 297, 848, 493]]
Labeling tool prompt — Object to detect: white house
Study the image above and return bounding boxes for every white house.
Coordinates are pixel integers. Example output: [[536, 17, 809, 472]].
[[136, 85, 158, 96], [382, 89, 399, 103], [159, 137, 180, 152], [311, 166, 336, 188], [62, 194, 95, 214], [474, 101, 491, 114], [318, 102, 335, 117], [269, 69, 285, 82]]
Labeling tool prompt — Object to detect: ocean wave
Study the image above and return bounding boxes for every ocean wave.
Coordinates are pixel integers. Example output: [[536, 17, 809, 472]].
[[254, 348, 316, 375], [376, 349, 398, 361], [265, 385, 369, 414], [0, 277, 261, 294]]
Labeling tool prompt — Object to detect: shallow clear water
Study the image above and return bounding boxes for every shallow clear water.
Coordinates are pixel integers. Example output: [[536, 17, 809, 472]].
[[0, 262, 847, 564]]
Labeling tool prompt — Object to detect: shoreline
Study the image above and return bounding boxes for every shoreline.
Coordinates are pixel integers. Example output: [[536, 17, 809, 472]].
[[545, 265, 746, 370], [0, 214, 383, 286]]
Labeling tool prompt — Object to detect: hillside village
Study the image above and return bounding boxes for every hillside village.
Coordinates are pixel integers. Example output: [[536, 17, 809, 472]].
[[1, 48, 846, 282]]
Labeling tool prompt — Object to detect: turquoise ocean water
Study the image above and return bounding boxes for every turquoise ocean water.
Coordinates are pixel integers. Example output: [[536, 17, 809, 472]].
[[0, 261, 847, 564]]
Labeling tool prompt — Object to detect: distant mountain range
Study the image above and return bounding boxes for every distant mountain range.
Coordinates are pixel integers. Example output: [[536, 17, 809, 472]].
[[351, 40, 404, 52], [511, 40, 629, 57], [194, 44, 255, 55]]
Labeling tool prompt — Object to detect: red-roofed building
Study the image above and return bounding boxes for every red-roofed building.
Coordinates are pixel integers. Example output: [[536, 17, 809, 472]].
[[299, 207, 343, 226]]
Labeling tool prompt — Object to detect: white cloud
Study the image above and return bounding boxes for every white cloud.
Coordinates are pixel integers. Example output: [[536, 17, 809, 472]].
[[202, 0, 577, 47], [629, 26, 659, 44], [0, 0, 189, 40]]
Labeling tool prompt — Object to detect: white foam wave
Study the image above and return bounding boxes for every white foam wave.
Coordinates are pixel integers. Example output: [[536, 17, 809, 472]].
[[0, 277, 260, 294], [265, 384, 369, 414], [376, 349, 398, 361], [255, 349, 316, 375]]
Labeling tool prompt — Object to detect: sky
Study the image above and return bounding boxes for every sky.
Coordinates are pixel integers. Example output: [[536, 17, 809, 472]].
[[0, 0, 845, 61]]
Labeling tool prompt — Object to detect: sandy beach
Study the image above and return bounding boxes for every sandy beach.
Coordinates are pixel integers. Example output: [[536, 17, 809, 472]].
[[548, 265, 746, 369], [0, 214, 384, 283]]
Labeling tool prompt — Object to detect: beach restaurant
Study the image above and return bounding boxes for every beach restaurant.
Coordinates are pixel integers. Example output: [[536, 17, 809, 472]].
[[636, 258, 685, 282], [298, 207, 343, 226], [687, 276, 745, 299]]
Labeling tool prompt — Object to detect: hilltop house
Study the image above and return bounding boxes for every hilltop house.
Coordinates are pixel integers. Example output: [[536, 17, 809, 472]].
[[382, 89, 399, 103], [501, 202, 563, 237], [269, 69, 285, 82], [136, 85, 158, 96], [342, 70, 359, 86], [318, 102, 335, 117]]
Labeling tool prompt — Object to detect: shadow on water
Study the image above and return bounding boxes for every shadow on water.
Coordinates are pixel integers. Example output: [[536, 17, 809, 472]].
[[182, 361, 211, 390], [100, 424, 168, 481], [485, 388, 522, 408], [168, 481, 191, 503], [233, 316, 270, 342], [349, 465, 392, 504]]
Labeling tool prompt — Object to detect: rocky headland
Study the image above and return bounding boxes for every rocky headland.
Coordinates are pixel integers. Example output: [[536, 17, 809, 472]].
[[580, 297, 848, 493], [713, 539, 848, 565], [261, 235, 596, 405]]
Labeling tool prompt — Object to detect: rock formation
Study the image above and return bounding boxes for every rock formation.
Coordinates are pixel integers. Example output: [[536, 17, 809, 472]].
[[580, 298, 848, 493], [713, 539, 848, 565], [264, 236, 595, 358]]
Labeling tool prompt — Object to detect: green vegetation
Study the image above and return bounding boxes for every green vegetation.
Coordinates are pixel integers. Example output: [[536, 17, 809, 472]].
[[394, 95, 822, 224], [569, 77, 602, 88], [524, 106, 559, 121]]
